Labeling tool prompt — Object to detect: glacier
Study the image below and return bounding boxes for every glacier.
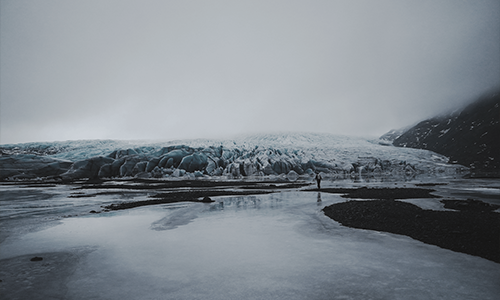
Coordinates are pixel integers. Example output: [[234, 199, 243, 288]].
[[0, 132, 467, 181]]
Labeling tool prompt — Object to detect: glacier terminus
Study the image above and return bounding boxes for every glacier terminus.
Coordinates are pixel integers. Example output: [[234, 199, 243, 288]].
[[0, 133, 466, 182]]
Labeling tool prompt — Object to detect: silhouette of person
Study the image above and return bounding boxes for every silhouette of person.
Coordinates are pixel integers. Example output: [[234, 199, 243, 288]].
[[315, 173, 322, 189]]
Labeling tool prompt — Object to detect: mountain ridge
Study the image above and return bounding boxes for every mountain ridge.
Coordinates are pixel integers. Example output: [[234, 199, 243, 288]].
[[385, 90, 500, 176]]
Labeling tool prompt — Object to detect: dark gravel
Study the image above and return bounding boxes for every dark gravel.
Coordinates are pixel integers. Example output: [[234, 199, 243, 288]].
[[103, 189, 275, 210], [323, 199, 500, 263], [315, 187, 441, 200]]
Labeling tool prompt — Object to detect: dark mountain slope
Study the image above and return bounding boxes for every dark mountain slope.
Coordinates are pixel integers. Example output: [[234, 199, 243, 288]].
[[392, 91, 500, 174]]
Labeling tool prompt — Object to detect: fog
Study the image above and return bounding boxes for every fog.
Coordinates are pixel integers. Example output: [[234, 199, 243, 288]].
[[1, 0, 499, 144]]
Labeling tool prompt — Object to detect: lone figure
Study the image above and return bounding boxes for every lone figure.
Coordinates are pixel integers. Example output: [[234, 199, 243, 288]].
[[315, 173, 322, 189]]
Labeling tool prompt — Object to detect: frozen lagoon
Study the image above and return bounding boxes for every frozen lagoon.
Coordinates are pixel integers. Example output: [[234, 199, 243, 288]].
[[1, 180, 499, 299]]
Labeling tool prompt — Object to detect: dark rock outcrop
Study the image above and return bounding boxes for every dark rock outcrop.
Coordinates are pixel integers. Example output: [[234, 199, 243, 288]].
[[391, 90, 500, 174], [30, 256, 43, 262]]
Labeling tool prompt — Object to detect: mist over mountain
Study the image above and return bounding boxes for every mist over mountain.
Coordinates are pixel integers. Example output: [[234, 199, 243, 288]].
[[384, 90, 500, 176], [3, 88, 498, 181]]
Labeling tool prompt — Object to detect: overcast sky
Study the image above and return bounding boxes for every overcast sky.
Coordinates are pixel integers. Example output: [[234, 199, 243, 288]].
[[1, 0, 499, 144]]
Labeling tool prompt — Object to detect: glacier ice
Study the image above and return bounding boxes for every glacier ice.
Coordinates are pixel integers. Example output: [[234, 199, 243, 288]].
[[0, 133, 467, 181], [0, 154, 73, 180]]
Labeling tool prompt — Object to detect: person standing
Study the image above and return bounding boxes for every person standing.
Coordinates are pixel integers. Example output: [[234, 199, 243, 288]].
[[315, 173, 322, 189]]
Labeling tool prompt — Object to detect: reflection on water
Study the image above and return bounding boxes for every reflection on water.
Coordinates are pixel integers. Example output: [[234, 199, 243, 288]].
[[150, 205, 199, 230], [1, 181, 500, 299]]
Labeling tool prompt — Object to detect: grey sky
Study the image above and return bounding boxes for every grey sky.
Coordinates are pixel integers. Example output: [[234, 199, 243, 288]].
[[1, 0, 499, 144]]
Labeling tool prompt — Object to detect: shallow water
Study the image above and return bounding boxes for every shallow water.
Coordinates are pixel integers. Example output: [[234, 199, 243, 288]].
[[1, 180, 499, 299]]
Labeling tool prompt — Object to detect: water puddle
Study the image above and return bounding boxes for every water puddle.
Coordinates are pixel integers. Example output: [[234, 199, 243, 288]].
[[1, 191, 499, 299]]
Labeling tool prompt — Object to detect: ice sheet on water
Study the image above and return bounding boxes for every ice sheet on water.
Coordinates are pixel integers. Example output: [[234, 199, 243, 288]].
[[1, 191, 499, 300]]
